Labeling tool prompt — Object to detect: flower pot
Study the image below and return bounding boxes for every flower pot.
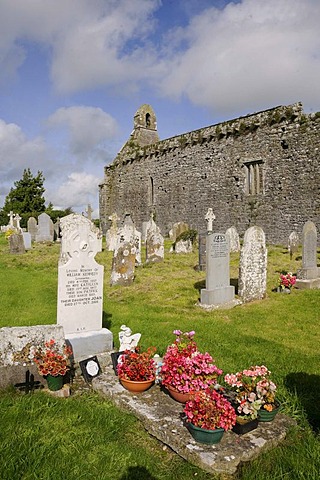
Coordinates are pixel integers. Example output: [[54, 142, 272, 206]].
[[166, 385, 194, 403], [119, 378, 155, 393], [46, 374, 64, 391], [258, 403, 280, 422], [187, 423, 224, 445], [232, 417, 259, 435]]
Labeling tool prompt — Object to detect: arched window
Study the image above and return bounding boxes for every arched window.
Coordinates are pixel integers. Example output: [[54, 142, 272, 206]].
[[148, 176, 154, 205], [146, 113, 151, 128]]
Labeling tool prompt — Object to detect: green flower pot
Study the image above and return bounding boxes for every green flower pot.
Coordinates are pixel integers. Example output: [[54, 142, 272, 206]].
[[258, 403, 280, 422], [187, 423, 224, 444], [46, 374, 64, 391]]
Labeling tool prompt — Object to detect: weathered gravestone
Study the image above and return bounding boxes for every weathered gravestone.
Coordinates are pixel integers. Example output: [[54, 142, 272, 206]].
[[0, 325, 65, 389], [36, 212, 54, 242], [226, 226, 240, 252], [288, 230, 299, 259], [105, 213, 120, 251], [27, 216, 38, 241], [238, 226, 267, 303], [7, 210, 14, 227], [173, 238, 193, 254], [169, 222, 189, 242], [53, 218, 61, 241], [110, 215, 137, 286], [9, 233, 25, 254], [296, 221, 320, 289], [57, 214, 112, 361], [145, 216, 164, 263]]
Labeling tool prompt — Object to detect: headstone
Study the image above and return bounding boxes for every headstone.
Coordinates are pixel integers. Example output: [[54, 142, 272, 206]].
[[54, 218, 61, 241], [205, 208, 215, 233], [238, 226, 267, 303], [173, 239, 193, 254], [198, 233, 206, 271], [7, 211, 14, 227], [169, 222, 189, 242], [57, 214, 112, 361], [134, 229, 142, 265], [288, 231, 299, 259], [85, 204, 93, 221], [141, 221, 149, 243], [110, 217, 137, 286], [145, 215, 164, 263], [27, 217, 38, 241], [35, 213, 54, 242], [105, 213, 120, 251], [200, 232, 235, 307], [9, 234, 25, 255], [14, 213, 22, 232], [225, 226, 240, 253], [296, 221, 320, 289], [118, 325, 141, 351], [22, 232, 32, 250]]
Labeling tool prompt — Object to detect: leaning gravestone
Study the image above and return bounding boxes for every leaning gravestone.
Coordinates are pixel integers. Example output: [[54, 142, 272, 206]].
[[200, 210, 235, 307], [57, 214, 112, 361], [225, 226, 240, 252], [169, 222, 189, 242], [288, 231, 299, 259], [145, 216, 164, 263], [27, 217, 38, 241], [35, 213, 54, 242], [110, 216, 137, 286], [105, 213, 120, 251], [296, 221, 320, 289], [9, 233, 25, 255], [238, 226, 267, 303]]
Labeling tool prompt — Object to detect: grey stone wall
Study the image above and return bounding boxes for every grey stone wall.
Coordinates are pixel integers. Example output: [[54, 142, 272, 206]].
[[99, 103, 320, 245]]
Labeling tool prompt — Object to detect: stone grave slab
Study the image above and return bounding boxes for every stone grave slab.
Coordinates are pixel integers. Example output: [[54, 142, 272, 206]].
[[92, 356, 296, 479]]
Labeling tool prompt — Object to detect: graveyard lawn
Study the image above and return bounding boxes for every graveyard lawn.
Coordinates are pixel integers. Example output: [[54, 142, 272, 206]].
[[0, 234, 320, 479]]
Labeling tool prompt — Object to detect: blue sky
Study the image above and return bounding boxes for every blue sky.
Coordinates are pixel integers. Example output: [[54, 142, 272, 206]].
[[0, 0, 319, 218]]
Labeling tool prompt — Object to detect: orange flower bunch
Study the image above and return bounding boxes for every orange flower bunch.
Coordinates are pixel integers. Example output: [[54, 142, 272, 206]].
[[33, 339, 72, 377]]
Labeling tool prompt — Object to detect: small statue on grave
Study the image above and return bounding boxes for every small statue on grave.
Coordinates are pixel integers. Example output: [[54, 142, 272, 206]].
[[118, 325, 141, 352]]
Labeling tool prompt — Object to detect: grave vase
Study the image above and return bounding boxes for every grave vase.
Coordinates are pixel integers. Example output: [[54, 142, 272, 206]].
[[187, 423, 224, 445], [258, 402, 280, 422], [46, 374, 64, 391], [119, 378, 155, 393], [165, 385, 194, 403], [233, 417, 259, 435]]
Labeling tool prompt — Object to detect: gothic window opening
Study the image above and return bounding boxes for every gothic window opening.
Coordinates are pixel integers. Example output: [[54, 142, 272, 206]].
[[148, 176, 154, 205], [244, 161, 263, 195], [146, 113, 151, 127]]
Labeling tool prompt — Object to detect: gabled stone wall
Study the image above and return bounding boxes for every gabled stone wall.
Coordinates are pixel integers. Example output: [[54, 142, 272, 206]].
[[99, 102, 320, 244]]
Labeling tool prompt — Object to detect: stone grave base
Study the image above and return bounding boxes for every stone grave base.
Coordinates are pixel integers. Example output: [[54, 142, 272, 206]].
[[92, 354, 296, 479], [66, 328, 113, 363], [295, 278, 320, 290], [200, 285, 235, 307]]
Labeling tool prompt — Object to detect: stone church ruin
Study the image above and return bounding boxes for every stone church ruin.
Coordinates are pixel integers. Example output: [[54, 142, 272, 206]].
[[99, 103, 320, 244]]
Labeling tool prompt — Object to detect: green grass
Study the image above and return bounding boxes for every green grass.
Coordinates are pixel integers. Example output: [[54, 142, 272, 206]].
[[0, 234, 320, 479]]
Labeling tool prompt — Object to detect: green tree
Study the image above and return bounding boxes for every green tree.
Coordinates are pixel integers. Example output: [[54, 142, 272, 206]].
[[45, 202, 74, 222], [0, 169, 46, 227]]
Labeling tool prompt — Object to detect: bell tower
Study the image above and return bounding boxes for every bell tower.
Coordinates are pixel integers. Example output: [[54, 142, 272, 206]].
[[131, 104, 159, 146]]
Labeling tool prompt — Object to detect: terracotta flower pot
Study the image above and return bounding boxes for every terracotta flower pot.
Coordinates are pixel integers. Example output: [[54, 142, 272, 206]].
[[166, 385, 195, 403], [119, 378, 155, 393]]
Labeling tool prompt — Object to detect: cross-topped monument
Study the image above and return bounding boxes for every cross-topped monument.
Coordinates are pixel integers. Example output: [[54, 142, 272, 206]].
[[14, 213, 22, 231], [205, 208, 216, 233], [8, 211, 14, 227], [85, 204, 93, 221]]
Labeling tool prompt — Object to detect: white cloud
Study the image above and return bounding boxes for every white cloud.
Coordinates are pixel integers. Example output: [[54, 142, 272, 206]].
[[50, 172, 101, 212], [0, 119, 48, 181], [157, 0, 320, 115], [46, 106, 118, 159]]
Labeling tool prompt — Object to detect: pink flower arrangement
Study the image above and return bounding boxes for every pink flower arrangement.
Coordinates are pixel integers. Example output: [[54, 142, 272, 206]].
[[224, 365, 277, 418], [32, 339, 72, 377], [117, 347, 156, 381], [278, 272, 296, 290], [160, 330, 222, 394], [184, 388, 236, 431]]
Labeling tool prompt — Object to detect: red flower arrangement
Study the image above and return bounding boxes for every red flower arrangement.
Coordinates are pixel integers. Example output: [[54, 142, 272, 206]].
[[32, 339, 72, 377], [117, 347, 156, 381], [278, 272, 296, 290], [160, 330, 222, 394], [184, 388, 236, 431]]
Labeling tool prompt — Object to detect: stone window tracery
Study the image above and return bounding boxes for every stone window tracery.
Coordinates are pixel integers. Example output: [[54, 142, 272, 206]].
[[244, 161, 264, 195]]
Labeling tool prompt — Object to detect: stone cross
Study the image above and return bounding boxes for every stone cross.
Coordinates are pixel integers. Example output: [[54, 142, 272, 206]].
[[14, 213, 22, 231], [8, 211, 14, 226], [205, 208, 216, 233], [85, 204, 93, 221]]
